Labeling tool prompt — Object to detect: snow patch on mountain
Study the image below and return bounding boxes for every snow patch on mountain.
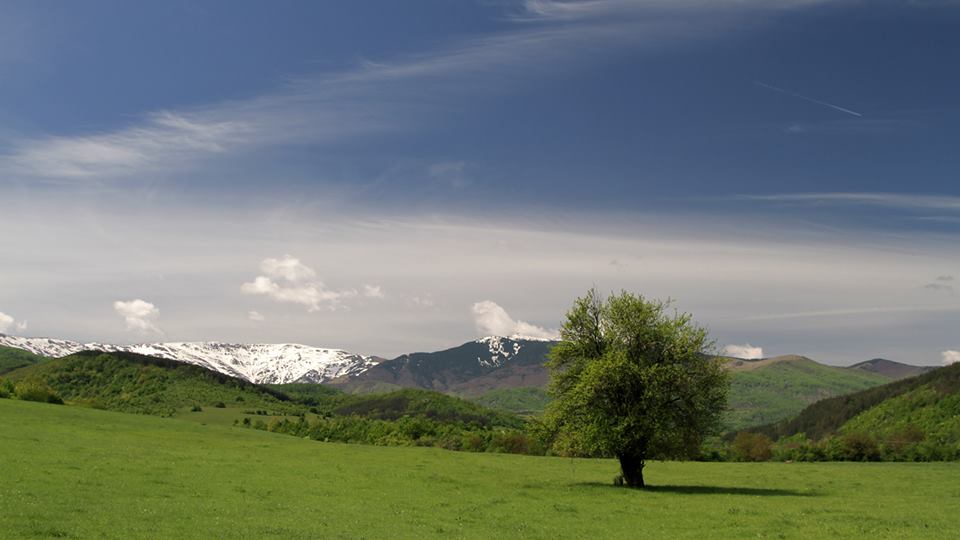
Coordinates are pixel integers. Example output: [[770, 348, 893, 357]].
[[0, 334, 377, 384], [474, 335, 557, 367]]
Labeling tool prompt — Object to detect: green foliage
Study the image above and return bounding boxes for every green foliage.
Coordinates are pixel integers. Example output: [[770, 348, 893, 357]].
[[241, 388, 535, 454], [0, 377, 13, 398], [265, 383, 344, 405], [3, 398, 960, 539], [13, 380, 63, 404], [331, 388, 523, 429], [0, 345, 50, 375], [756, 362, 960, 442], [544, 289, 729, 487], [725, 358, 888, 431], [252, 413, 540, 455], [731, 432, 773, 462], [4, 351, 293, 416], [469, 387, 551, 415], [840, 385, 960, 456]]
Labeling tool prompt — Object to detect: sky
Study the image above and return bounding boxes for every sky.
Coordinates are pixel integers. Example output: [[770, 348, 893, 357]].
[[1, 0, 959, 365]]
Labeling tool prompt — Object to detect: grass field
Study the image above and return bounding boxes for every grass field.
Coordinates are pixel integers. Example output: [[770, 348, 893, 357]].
[[2, 399, 957, 539]]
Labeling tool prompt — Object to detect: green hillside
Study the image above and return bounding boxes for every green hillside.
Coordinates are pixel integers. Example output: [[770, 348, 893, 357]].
[[839, 385, 960, 458], [5, 350, 294, 416], [2, 398, 958, 539], [469, 386, 551, 415], [3, 353, 531, 453], [725, 356, 889, 431], [756, 363, 959, 442], [0, 345, 49, 375]]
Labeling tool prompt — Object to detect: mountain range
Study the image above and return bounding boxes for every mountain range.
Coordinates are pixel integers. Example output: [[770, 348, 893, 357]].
[[0, 332, 937, 431], [0, 334, 379, 384]]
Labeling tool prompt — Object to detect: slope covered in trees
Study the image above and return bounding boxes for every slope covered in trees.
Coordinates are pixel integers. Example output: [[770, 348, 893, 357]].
[[725, 356, 889, 431], [4, 350, 294, 416], [0, 345, 50, 375], [754, 362, 959, 442]]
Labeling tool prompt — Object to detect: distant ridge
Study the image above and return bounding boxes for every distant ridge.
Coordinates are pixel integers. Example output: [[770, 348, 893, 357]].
[[847, 358, 935, 380], [328, 336, 557, 395], [0, 334, 379, 385]]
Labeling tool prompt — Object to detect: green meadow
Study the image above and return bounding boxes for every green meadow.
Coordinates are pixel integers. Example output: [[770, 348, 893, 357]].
[[1, 399, 957, 539]]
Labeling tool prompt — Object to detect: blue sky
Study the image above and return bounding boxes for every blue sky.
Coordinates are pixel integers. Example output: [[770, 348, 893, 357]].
[[1, 0, 959, 365]]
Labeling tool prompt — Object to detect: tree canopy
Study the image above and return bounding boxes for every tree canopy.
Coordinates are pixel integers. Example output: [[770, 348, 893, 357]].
[[544, 289, 729, 487]]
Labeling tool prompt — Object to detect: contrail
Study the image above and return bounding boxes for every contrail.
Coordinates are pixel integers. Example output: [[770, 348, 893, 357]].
[[753, 80, 863, 117]]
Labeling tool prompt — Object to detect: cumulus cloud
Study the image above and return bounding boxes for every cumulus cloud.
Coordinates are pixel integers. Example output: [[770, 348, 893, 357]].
[[363, 285, 385, 299], [260, 256, 317, 283], [411, 295, 436, 308], [471, 301, 558, 340], [722, 343, 764, 359], [943, 350, 960, 366], [113, 299, 162, 334], [248, 310, 266, 322], [0, 311, 27, 334], [241, 255, 380, 312]]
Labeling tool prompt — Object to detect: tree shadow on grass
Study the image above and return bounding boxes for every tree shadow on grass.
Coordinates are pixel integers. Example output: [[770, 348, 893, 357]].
[[574, 482, 817, 497]]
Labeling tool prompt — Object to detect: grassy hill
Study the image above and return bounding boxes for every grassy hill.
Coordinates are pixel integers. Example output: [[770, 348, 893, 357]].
[[755, 362, 960, 442], [469, 387, 551, 416], [2, 398, 958, 539], [4, 350, 294, 416], [724, 355, 889, 431], [0, 345, 50, 375], [3, 352, 531, 453]]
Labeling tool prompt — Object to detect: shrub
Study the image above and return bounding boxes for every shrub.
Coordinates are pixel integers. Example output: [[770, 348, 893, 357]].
[[190, 405, 203, 412], [732, 432, 773, 462], [213, 401, 226, 408], [840, 432, 881, 461], [14, 381, 64, 404], [0, 378, 13, 399]]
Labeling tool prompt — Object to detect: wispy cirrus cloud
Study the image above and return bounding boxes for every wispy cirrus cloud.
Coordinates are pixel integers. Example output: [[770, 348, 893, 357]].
[[0, 0, 837, 183], [514, 0, 831, 21], [742, 192, 960, 212], [5, 112, 251, 180]]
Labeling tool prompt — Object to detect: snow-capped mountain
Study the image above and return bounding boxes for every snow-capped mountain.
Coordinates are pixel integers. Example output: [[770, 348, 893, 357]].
[[328, 335, 558, 393], [0, 334, 378, 384], [475, 335, 554, 367]]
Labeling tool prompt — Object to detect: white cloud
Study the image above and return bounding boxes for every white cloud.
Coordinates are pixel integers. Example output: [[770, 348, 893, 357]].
[[516, 0, 830, 21], [471, 300, 558, 340], [411, 295, 436, 308], [942, 350, 960, 366], [260, 255, 317, 282], [722, 343, 764, 359], [0, 311, 27, 334], [6, 112, 249, 180], [0, 0, 835, 183], [248, 310, 265, 322], [744, 192, 960, 213], [363, 285, 385, 299], [113, 299, 162, 334], [241, 255, 362, 312]]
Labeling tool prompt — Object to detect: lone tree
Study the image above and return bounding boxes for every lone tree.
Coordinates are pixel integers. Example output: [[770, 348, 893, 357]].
[[544, 289, 729, 488]]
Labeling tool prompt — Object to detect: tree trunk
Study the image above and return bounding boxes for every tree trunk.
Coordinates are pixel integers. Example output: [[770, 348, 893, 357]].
[[618, 453, 645, 488]]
